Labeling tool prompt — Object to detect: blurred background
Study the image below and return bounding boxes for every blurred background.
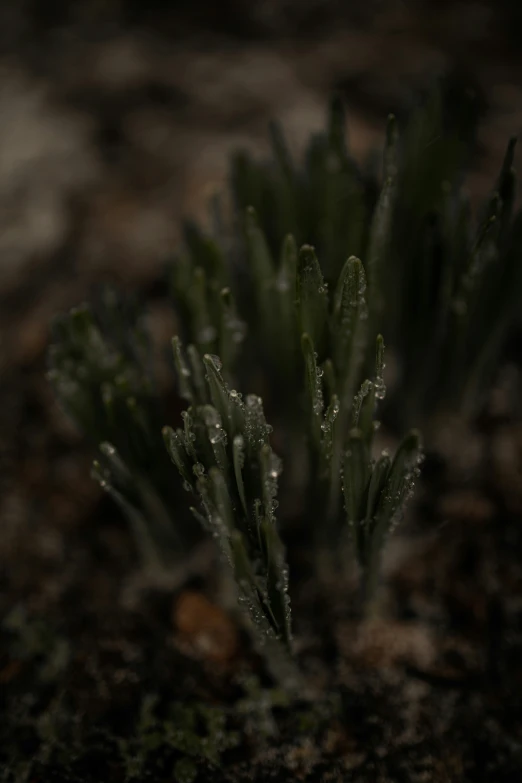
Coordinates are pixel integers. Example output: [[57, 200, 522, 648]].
[[1, 0, 522, 683], [1, 0, 522, 367]]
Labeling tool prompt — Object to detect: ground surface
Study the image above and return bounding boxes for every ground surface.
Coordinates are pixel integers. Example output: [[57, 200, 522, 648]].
[[2, 2, 522, 781]]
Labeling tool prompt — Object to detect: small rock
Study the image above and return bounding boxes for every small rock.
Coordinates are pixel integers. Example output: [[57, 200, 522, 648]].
[[173, 590, 237, 663]]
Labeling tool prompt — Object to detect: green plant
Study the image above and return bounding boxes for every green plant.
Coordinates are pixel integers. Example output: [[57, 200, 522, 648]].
[[230, 88, 521, 424], [48, 85, 519, 690], [48, 288, 200, 567]]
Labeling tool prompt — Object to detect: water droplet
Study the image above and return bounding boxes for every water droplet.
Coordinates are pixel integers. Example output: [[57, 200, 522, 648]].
[[228, 318, 247, 344], [198, 326, 217, 343], [269, 453, 282, 478], [374, 378, 386, 400], [206, 354, 222, 371], [275, 277, 290, 293]]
